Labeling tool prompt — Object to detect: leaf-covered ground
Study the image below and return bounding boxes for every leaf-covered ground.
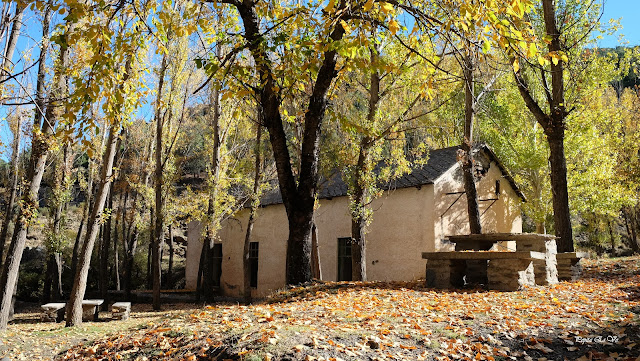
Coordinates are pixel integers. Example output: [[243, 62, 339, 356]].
[[4, 256, 640, 361]]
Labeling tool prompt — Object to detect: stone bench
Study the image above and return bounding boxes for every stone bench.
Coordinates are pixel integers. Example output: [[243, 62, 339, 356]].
[[41, 303, 66, 322], [111, 302, 131, 320], [446, 233, 559, 286], [82, 299, 104, 321], [556, 252, 588, 281], [422, 251, 545, 291]]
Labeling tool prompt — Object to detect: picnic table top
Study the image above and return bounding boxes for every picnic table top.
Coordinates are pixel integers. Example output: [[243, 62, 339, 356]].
[[81, 299, 104, 306], [445, 233, 557, 243], [41, 303, 66, 310], [422, 251, 545, 260]]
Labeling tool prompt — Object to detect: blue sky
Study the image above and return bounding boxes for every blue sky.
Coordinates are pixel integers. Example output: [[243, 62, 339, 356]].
[[597, 0, 640, 47]]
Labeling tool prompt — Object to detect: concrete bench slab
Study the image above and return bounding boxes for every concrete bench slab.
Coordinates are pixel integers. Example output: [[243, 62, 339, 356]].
[[111, 302, 131, 320], [422, 251, 545, 260], [82, 299, 104, 322], [41, 302, 66, 322]]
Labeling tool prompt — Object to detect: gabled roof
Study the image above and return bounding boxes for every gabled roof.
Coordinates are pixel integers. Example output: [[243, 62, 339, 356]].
[[259, 145, 524, 207]]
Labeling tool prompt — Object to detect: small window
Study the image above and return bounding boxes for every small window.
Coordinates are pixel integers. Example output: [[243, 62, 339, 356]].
[[337, 238, 352, 281], [495, 180, 501, 196], [249, 242, 259, 288]]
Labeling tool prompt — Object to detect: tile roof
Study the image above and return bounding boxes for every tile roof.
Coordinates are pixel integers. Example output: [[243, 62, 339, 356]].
[[259, 146, 461, 206]]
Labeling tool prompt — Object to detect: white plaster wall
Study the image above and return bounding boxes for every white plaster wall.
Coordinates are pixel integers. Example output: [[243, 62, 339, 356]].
[[433, 161, 523, 251], [184, 159, 522, 297], [187, 185, 436, 298]]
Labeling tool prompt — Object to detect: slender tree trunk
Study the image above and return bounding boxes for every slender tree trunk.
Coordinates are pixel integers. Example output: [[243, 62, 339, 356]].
[[0, 5, 52, 331], [0, 3, 24, 85], [243, 117, 262, 303], [113, 190, 125, 292], [462, 52, 482, 235], [623, 207, 638, 253], [99, 184, 113, 308], [152, 54, 168, 311], [66, 126, 120, 327], [311, 222, 321, 279], [0, 114, 22, 264], [167, 225, 173, 288], [351, 143, 369, 282], [201, 69, 222, 303], [608, 219, 616, 255], [71, 167, 94, 284]]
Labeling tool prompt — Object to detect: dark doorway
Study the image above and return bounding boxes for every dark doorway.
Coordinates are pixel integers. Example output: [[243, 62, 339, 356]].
[[212, 243, 223, 287], [249, 242, 259, 288], [337, 237, 352, 281]]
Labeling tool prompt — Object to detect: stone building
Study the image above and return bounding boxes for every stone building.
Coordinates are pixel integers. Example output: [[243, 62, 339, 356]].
[[184, 145, 525, 297]]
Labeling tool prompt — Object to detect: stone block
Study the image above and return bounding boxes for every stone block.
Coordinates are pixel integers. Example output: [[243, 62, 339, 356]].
[[425, 260, 464, 288], [487, 258, 535, 291], [41, 303, 66, 322], [111, 302, 131, 320]]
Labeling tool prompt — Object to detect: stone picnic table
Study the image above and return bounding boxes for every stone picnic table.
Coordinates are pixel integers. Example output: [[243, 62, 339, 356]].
[[423, 233, 586, 291], [40, 299, 106, 322]]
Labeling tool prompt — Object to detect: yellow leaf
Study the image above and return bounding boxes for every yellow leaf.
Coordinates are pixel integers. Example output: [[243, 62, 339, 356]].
[[380, 2, 393, 14], [363, 0, 374, 12], [512, 58, 520, 73], [325, 0, 336, 13], [527, 42, 537, 58], [340, 20, 351, 33], [388, 19, 399, 35]]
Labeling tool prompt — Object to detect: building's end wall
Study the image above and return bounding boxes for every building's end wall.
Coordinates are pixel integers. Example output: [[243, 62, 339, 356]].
[[433, 160, 523, 250]]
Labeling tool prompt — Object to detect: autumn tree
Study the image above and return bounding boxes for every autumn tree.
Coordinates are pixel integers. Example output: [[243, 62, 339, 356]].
[[0, 2, 54, 331], [509, 0, 606, 252]]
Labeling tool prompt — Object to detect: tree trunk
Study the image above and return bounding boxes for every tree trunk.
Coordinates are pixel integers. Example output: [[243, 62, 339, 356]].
[[201, 65, 222, 303], [152, 54, 168, 311], [350, 143, 369, 282], [0, 5, 52, 331], [546, 128, 573, 252], [623, 207, 638, 253], [513, 0, 573, 252], [0, 3, 25, 85], [167, 225, 173, 288], [66, 126, 120, 327], [243, 116, 262, 304], [234, 1, 345, 285], [311, 223, 321, 279], [71, 167, 94, 285], [0, 113, 22, 264], [462, 53, 482, 235], [113, 189, 124, 292], [99, 184, 113, 309]]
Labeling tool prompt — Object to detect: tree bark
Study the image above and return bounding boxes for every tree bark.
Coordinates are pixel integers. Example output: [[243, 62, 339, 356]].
[[152, 54, 168, 311], [513, 0, 574, 252], [99, 184, 113, 308], [234, 1, 345, 285], [623, 207, 638, 253], [0, 2, 25, 85], [462, 53, 482, 235], [0, 5, 52, 331], [243, 115, 262, 304], [351, 143, 369, 282], [167, 225, 173, 288], [0, 113, 22, 264], [201, 63, 222, 303], [66, 126, 120, 327]]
